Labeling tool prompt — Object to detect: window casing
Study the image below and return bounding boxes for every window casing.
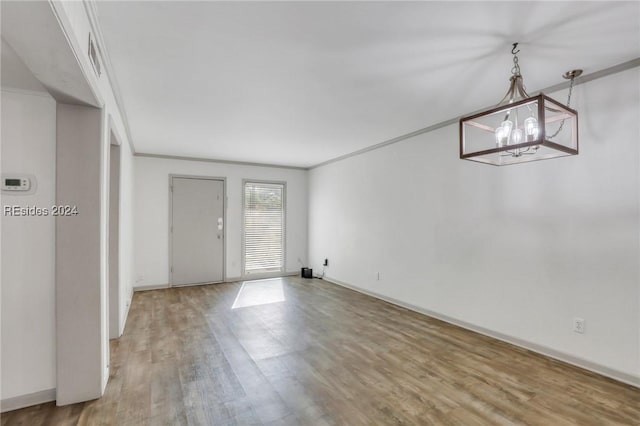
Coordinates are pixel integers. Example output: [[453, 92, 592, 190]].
[[243, 181, 285, 275]]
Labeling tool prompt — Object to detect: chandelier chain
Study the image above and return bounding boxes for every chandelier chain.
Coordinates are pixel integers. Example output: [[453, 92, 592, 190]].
[[548, 74, 577, 139], [566, 74, 576, 108]]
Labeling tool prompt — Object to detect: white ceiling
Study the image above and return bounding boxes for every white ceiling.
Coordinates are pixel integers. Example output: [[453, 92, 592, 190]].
[[96, 1, 640, 168]]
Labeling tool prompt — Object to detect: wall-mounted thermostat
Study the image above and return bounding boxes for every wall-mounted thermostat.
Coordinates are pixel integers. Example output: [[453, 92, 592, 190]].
[[2, 175, 35, 194]]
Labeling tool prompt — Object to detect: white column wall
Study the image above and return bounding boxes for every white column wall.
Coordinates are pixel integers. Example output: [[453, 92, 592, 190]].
[[55, 104, 104, 405]]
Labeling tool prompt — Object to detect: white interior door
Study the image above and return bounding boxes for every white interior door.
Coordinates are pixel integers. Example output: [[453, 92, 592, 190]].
[[171, 177, 224, 286]]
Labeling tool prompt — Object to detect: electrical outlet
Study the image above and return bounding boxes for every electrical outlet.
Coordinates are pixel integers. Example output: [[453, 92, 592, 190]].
[[136, 274, 145, 283], [573, 317, 585, 334]]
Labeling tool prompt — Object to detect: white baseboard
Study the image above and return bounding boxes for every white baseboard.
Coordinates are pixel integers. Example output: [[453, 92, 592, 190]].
[[133, 283, 169, 292], [323, 276, 640, 389], [1, 388, 56, 413], [238, 271, 298, 281]]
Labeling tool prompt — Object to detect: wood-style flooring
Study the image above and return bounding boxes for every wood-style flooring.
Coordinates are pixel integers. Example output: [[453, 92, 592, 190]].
[[2, 277, 639, 425]]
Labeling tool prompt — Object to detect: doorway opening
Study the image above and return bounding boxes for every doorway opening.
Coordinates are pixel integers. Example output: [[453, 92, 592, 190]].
[[108, 140, 120, 339]]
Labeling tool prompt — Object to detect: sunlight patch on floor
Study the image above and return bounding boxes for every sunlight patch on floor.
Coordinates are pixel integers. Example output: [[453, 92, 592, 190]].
[[231, 278, 286, 309]]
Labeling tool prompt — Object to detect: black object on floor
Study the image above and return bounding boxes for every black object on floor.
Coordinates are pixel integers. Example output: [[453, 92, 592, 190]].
[[301, 267, 313, 278]]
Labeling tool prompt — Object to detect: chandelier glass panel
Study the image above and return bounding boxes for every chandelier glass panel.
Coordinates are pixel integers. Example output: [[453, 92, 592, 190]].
[[460, 44, 579, 166]]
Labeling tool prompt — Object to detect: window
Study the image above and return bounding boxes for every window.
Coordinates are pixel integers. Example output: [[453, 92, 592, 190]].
[[243, 181, 285, 275]]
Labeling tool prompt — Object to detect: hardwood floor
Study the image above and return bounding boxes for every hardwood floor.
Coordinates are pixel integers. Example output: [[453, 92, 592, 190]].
[[2, 277, 639, 425]]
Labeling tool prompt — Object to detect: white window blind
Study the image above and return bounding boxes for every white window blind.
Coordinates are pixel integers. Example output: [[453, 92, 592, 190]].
[[243, 181, 285, 274]]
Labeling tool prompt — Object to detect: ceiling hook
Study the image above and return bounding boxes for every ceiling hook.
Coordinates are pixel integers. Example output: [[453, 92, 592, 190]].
[[511, 43, 520, 55]]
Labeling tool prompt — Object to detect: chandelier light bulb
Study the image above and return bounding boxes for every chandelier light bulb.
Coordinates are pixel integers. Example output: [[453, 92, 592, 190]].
[[495, 127, 505, 147], [502, 120, 513, 136], [495, 120, 513, 147], [524, 116, 538, 141], [512, 128, 523, 145]]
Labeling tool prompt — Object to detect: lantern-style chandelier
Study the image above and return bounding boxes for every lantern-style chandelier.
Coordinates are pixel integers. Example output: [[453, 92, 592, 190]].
[[460, 43, 581, 166]]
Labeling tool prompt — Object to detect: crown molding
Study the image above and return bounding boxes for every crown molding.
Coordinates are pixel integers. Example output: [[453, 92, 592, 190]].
[[134, 152, 308, 171]]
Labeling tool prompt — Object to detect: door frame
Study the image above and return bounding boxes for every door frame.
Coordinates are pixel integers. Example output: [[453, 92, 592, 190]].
[[169, 174, 227, 287]]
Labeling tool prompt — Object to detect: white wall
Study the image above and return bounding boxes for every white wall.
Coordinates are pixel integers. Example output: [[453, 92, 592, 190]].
[[309, 68, 640, 384], [134, 157, 308, 287], [1, 89, 57, 402]]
